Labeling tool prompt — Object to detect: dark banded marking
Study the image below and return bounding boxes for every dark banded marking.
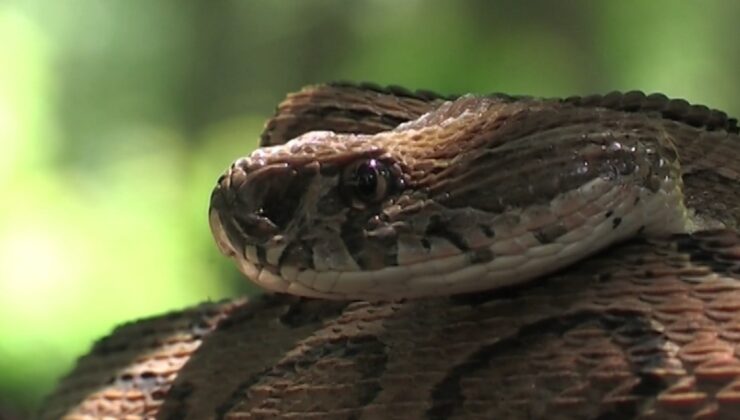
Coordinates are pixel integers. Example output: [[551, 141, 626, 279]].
[[480, 224, 496, 238], [534, 223, 569, 244], [468, 247, 494, 264], [425, 310, 670, 420], [425, 216, 470, 252], [613, 217, 623, 229]]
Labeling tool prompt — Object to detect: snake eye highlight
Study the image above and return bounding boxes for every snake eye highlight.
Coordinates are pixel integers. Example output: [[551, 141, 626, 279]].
[[343, 159, 392, 207]]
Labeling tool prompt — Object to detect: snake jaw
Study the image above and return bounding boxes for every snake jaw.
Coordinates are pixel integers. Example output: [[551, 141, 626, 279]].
[[207, 133, 396, 296]]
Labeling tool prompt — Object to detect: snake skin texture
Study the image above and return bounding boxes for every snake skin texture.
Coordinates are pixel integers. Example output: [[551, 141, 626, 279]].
[[39, 84, 740, 419], [39, 231, 740, 419]]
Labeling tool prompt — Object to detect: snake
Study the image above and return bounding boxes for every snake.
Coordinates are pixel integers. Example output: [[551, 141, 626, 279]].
[[39, 83, 740, 419], [208, 82, 739, 300]]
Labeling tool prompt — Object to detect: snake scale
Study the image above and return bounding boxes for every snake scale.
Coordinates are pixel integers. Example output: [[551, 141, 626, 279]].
[[40, 83, 740, 419]]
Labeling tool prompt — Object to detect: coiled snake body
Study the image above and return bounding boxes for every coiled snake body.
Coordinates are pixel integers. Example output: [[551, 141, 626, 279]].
[[41, 84, 740, 419]]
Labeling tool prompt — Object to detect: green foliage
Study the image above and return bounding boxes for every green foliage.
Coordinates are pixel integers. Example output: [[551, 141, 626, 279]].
[[0, 0, 738, 414]]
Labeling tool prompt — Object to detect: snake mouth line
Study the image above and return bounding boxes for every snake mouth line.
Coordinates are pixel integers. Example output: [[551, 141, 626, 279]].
[[210, 206, 493, 300]]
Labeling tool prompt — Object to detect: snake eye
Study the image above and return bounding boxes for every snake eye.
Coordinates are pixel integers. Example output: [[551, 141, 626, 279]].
[[343, 159, 392, 208]]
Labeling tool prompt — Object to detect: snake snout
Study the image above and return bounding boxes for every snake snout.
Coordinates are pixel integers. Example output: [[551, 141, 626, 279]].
[[209, 160, 308, 259]]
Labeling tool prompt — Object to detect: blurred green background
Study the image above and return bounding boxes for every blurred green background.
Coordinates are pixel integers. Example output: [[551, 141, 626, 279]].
[[1, 0, 739, 416]]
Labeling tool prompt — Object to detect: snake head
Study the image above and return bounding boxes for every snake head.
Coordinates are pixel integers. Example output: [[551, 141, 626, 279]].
[[209, 130, 413, 299]]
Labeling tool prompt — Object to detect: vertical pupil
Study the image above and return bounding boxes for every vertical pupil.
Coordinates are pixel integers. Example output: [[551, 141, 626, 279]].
[[356, 163, 377, 196]]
